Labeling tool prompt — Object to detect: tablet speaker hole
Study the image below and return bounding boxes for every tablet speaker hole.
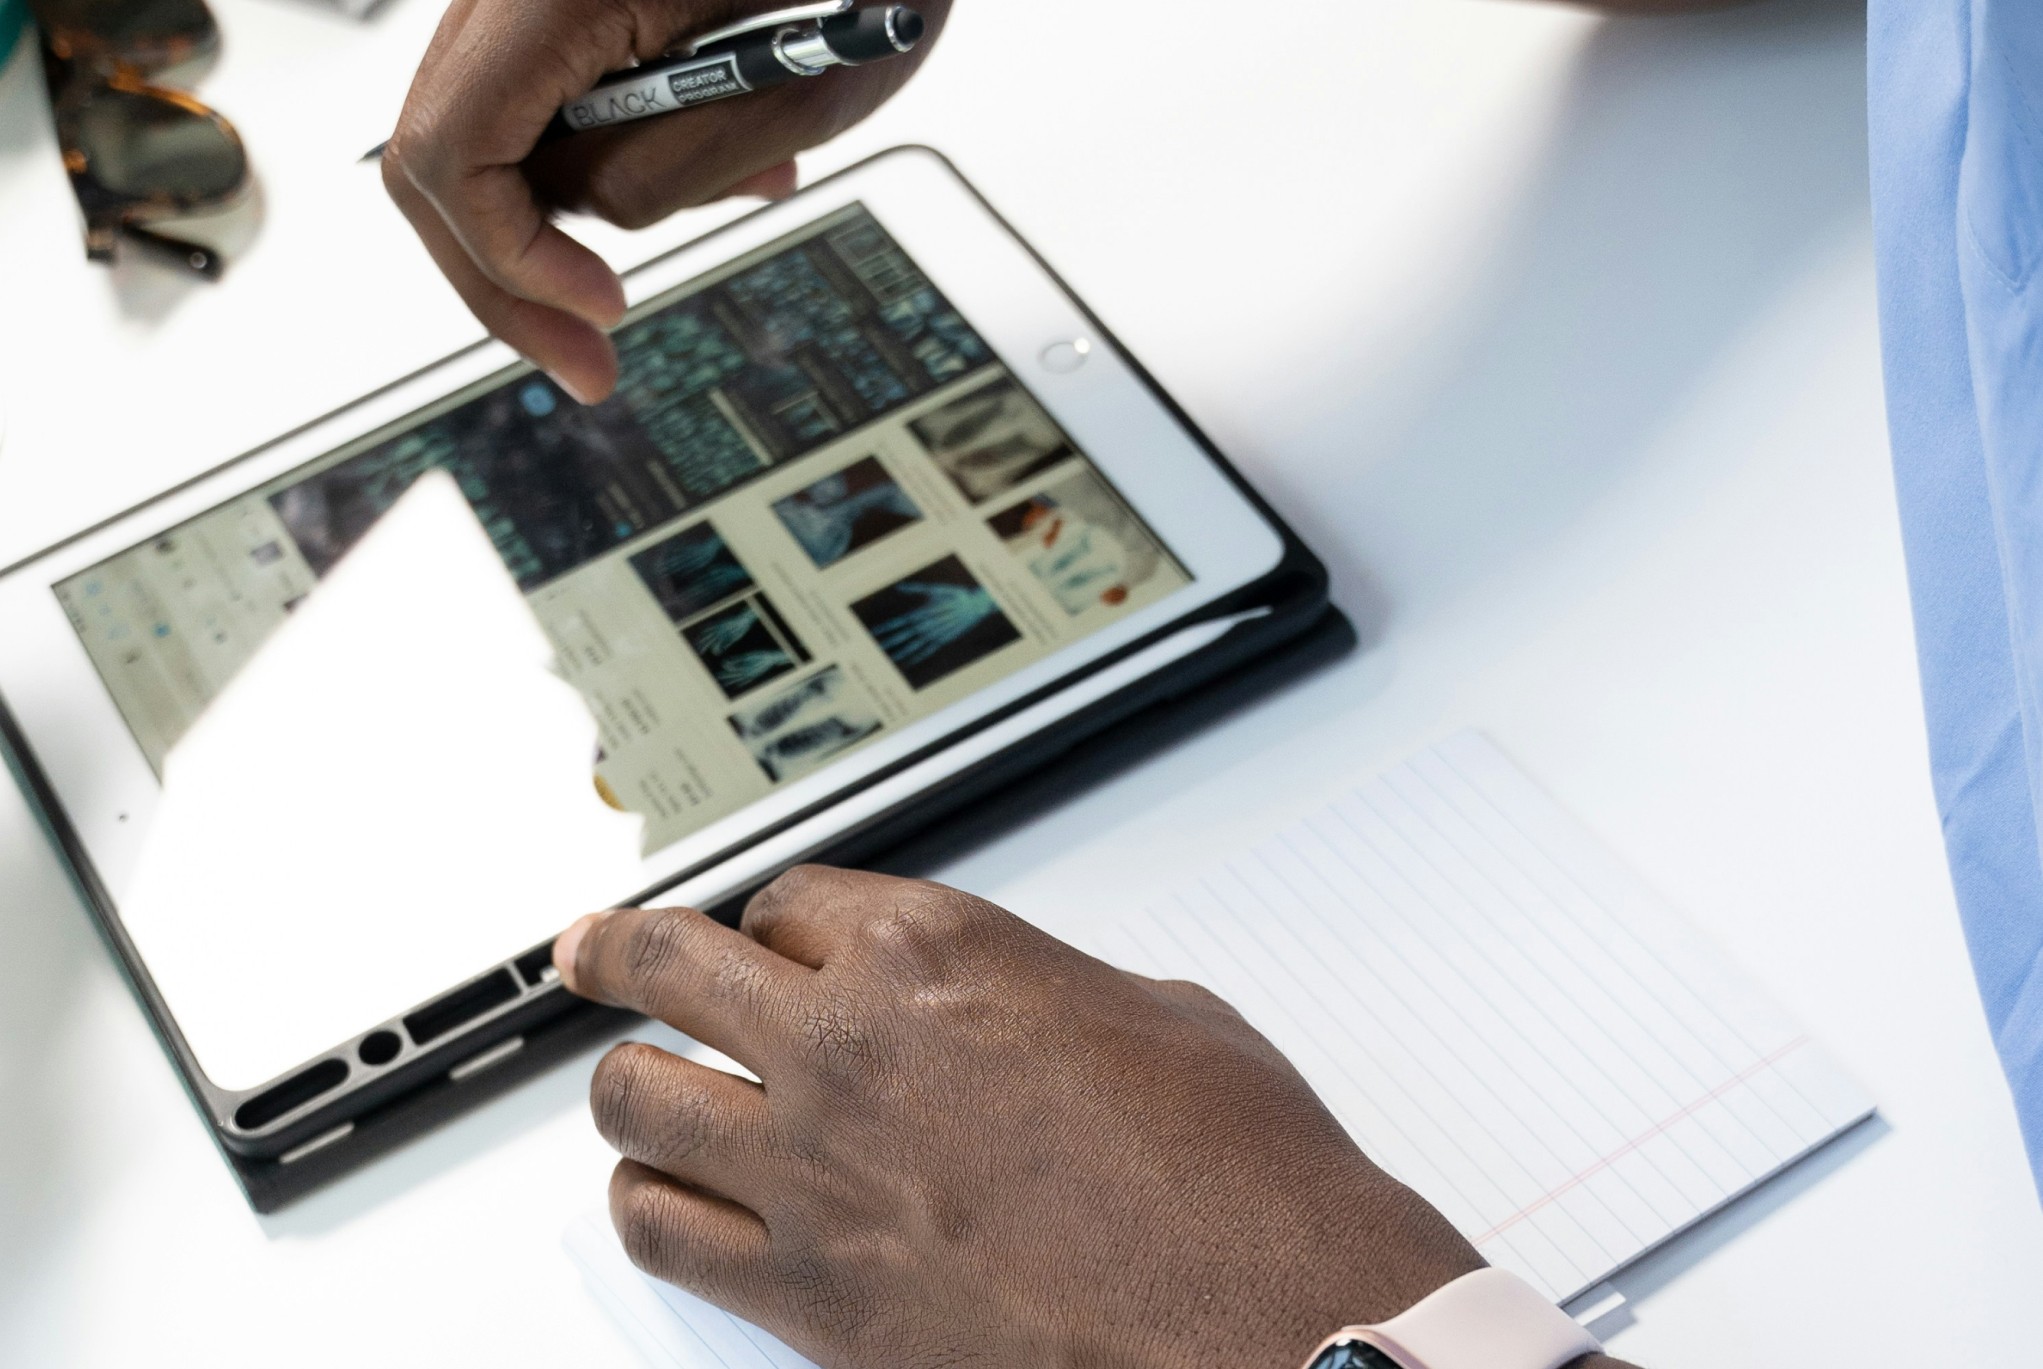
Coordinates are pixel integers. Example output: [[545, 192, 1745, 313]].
[[233, 1058, 349, 1131], [358, 1030, 402, 1066], [404, 968, 520, 1046]]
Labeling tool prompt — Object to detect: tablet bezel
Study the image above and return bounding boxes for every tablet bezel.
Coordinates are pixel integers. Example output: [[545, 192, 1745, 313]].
[[0, 147, 1287, 1140]]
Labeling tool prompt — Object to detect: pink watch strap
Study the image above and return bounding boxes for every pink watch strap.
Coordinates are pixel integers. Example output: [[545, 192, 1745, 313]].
[[1305, 1268, 1602, 1369]]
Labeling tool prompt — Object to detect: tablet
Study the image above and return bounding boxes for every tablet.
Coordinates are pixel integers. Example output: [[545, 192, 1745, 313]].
[[0, 148, 1318, 1172]]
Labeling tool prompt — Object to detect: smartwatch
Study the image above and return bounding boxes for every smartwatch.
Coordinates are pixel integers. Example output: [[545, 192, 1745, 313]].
[[1301, 1269, 1602, 1369]]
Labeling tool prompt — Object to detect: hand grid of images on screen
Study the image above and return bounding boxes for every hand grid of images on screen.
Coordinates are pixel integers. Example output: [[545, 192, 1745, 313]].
[[55, 205, 1192, 855]]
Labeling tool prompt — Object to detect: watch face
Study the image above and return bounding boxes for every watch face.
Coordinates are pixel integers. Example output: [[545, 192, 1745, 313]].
[[1310, 1340, 1400, 1369]]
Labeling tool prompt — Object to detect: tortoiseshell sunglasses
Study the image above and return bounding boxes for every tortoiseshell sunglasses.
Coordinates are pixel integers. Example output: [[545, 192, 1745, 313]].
[[32, 0, 249, 278]]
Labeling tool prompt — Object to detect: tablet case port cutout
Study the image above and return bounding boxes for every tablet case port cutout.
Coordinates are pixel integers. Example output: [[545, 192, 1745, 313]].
[[404, 968, 520, 1046], [515, 940, 560, 987], [233, 1057, 349, 1131], [357, 1029, 402, 1066]]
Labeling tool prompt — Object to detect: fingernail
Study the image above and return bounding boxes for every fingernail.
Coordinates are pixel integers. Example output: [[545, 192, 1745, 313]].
[[546, 369, 603, 407], [589, 272, 628, 329], [553, 911, 609, 993]]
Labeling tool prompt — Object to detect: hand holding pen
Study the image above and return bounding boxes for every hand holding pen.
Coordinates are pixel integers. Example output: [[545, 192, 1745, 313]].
[[379, 0, 947, 406]]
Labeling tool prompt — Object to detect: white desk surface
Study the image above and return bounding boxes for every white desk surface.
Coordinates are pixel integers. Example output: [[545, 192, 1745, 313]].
[[4, 0, 2040, 1363]]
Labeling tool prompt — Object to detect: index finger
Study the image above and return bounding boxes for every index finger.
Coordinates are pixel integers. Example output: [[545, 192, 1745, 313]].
[[383, 0, 691, 328], [556, 905, 804, 1065]]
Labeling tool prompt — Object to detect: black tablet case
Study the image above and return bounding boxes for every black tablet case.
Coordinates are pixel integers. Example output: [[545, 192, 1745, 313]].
[[0, 148, 1354, 1210]]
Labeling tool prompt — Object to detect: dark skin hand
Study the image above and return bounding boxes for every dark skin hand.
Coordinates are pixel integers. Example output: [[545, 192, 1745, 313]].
[[553, 867, 1641, 1368], [381, 0, 952, 405]]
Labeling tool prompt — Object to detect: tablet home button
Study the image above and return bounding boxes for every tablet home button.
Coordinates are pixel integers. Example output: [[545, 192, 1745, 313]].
[[1039, 338, 1092, 374]]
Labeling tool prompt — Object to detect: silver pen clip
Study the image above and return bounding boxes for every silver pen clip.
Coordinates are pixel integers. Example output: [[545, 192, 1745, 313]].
[[681, 0, 854, 55]]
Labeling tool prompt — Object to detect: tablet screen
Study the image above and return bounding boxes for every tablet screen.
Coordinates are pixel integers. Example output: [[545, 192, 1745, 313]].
[[53, 204, 1192, 858]]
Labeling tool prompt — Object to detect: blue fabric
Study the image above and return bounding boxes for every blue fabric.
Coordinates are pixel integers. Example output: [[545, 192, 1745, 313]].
[[1871, 0, 2043, 1195]]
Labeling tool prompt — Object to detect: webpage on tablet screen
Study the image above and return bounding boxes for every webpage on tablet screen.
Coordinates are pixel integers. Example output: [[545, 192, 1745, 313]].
[[52, 204, 1193, 857]]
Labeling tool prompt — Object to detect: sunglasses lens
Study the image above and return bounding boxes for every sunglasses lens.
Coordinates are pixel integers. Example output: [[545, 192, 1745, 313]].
[[72, 86, 244, 203], [34, 0, 213, 66]]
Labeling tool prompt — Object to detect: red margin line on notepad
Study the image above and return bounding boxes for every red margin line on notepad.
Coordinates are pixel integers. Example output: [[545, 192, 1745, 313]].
[[1469, 1037, 1810, 1248]]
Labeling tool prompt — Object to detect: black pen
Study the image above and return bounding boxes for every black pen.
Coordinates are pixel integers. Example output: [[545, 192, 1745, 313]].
[[360, 1, 923, 162]]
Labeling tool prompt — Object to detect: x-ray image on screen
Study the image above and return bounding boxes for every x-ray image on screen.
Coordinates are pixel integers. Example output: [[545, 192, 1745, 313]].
[[850, 554, 1021, 690], [681, 594, 810, 701], [910, 377, 1075, 506], [987, 469, 1167, 616], [630, 522, 756, 625], [772, 456, 923, 569], [728, 665, 884, 783]]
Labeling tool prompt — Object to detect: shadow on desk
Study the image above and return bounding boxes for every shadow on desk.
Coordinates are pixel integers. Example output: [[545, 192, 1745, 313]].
[[1597, 1112, 1891, 1338]]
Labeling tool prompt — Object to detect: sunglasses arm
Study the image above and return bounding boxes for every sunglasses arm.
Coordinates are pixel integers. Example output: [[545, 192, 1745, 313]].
[[90, 220, 226, 280]]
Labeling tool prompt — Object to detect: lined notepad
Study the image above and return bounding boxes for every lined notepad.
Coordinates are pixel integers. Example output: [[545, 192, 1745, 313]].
[[1086, 732, 1872, 1302], [568, 732, 1875, 1364]]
